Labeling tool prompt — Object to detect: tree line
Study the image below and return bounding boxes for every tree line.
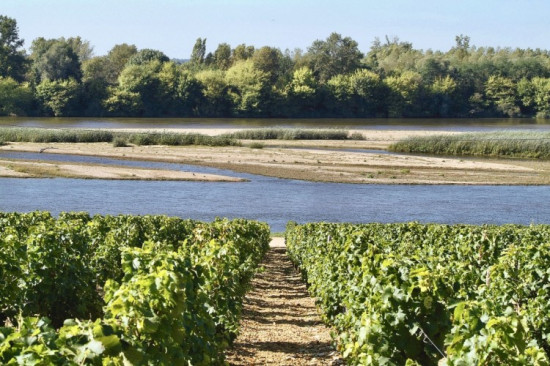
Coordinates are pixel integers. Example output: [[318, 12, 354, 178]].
[[1, 15, 550, 119]]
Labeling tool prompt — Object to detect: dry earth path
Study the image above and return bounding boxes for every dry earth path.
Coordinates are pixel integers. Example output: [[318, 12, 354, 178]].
[[225, 238, 343, 365]]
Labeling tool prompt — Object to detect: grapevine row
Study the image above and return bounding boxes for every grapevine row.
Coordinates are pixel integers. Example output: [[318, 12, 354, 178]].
[[286, 222, 550, 365], [0, 211, 270, 365]]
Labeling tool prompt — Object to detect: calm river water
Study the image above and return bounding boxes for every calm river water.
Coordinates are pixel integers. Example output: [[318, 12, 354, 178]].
[[1, 118, 549, 231], [1, 152, 549, 232]]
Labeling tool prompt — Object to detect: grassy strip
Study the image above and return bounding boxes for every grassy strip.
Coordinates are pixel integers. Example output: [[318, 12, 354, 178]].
[[225, 128, 364, 140], [0, 127, 240, 146], [123, 131, 239, 146], [0, 128, 114, 143], [389, 131, 550, 159]]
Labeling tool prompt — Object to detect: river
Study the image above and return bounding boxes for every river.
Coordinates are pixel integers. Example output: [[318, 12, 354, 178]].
[[1, 152, 549, 232], [1, 118, 549, 231]]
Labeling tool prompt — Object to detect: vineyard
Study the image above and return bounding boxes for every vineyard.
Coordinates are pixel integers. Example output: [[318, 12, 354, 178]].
[[286, 222, 550, 365], [2, 213, 550, 365], [0, 212, 270, 364]]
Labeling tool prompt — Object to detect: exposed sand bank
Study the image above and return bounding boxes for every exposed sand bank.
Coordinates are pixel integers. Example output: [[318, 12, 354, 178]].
[[1, 128, 549, 184], [0, 158, 245, 181]]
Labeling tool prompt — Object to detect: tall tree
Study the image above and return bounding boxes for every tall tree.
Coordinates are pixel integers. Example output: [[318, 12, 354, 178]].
[[327, 69, 384, 117], [81, 56, 110, 115], [35, 78, 82, 116], [531, 77, 550, 118], [0, 77, 33, 115], [305, 33, 363, 83], [485, 75, 520, 117], [158, 63, 202, 116], [30, 38, 85, 82], [252, 46, 282, 84], [194, 69, 230, 116], [518, 77, 550, 118], [416, 56, 450, 84], [113, 60, 165, 116], [102, 88, 142, 117], [365, 36, 421, 75], [226, 59, 270, 116], [190, 38, 206, 66], [126, 49, 169, 66], [66, 36, 94, 62], [31, 40, 82, 82], [232, 44, 255, 64], [285, 66, 319, 116], [0, 15, 27, 81], [107, 43, 138, 82], [384, 71, 423, 117], [428, 75, 458, 117], [451, 34, 471, 61], [213, 43, 232, 70]]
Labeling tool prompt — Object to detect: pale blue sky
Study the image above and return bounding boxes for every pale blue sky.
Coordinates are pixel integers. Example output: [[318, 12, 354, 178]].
[[3, 0, 549, 59]]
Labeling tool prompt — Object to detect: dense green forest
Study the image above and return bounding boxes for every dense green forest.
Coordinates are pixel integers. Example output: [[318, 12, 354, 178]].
[[1, 15, 550, 118]]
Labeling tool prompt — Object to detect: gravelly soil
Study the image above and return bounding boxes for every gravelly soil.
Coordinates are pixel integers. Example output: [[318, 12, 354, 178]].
[[225, 243, 344, 365]]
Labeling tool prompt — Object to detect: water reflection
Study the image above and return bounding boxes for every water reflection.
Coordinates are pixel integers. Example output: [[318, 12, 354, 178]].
[[1, 117, 550, 131]]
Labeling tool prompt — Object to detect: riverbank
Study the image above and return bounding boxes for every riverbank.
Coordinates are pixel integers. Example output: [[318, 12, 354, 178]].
[[1, 129, 549, 184]]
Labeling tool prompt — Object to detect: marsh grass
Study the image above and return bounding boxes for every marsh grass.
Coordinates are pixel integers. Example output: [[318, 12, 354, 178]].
[[0, 127, 363, 146], [0, 128, 240, 147], [125, 132, 239, 147], [389, 131, 550, 159], [225, 128, 362, 140], [0, 128, 114, 143]]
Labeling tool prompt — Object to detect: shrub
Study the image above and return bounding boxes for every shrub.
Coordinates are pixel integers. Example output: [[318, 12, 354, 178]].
[[112, 136, 128, 147]]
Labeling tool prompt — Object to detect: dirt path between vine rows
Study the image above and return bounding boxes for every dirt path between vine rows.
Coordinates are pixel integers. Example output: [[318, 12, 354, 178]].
[[225, 238, 343, 365]]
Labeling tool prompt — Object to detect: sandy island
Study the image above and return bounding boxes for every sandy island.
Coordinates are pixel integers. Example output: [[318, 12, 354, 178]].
[[0, 157, 245, 182], [1, 128, 549, 184]]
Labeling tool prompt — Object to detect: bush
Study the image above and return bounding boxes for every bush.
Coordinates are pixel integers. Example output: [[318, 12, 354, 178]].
[[112, 136, 128, 147]]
